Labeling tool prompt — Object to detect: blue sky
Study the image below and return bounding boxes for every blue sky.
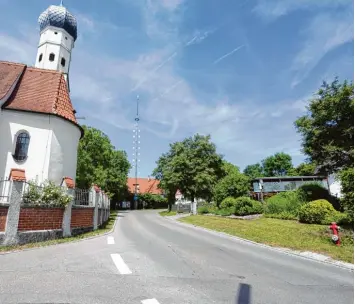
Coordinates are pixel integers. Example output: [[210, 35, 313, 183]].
[[0, 0, 353, 177]]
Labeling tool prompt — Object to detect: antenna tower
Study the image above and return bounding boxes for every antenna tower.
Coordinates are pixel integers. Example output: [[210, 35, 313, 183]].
[[132, 95, 140, 209]]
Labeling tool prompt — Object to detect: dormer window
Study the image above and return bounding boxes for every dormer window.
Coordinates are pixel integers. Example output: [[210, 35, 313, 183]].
[[13, 131, 30, 162], [49, 53, 55, 61]]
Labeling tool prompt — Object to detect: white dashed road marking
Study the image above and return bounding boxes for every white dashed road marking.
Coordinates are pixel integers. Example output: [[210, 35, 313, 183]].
[[141, 299, 160, 304], [107, 236, 115, 244], [110, 253, 132, 275]]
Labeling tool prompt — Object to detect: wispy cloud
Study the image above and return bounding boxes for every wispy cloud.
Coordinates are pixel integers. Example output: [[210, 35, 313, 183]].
[[253, 0, 351, 20], [291, 11, 353, 87], [213, 45, 245, 64], [185, 28, 217, 46]]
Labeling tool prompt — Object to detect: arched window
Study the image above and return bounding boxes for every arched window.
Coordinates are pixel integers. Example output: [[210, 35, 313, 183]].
[[49, 53, 55, 61], [13, 131, 30, 162], [61, 57, 66, 67], [39, 54, 43, 62]]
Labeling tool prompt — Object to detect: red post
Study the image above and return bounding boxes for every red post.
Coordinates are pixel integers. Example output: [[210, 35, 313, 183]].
[[329, 222, 341, 246]]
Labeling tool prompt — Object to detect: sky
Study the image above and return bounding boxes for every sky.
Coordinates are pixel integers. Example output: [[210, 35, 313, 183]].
[[0, 0, 353, 178]]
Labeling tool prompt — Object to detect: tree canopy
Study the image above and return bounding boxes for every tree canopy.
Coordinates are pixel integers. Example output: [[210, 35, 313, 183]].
[[294, 78, 354, 174], [153, 134, 225, 210], [262, 152, 293, 177], [76, 125, 131, 202], [243, 163, 264, 179]]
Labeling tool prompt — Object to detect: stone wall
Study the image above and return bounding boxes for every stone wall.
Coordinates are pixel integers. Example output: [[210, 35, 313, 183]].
[[0, 181, 110, 246]]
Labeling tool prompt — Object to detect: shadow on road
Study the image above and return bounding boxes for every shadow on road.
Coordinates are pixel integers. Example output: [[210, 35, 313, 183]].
[[236, 283, 251, 304]]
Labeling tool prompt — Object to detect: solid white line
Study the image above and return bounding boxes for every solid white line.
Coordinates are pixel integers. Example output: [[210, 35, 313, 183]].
[[107, 236, 115, 245], [141, 299, 160, 304], [110, 254, 132, 274]]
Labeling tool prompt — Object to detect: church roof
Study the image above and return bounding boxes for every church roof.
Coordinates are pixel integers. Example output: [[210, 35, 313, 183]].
[[0, 61, 80, 128]]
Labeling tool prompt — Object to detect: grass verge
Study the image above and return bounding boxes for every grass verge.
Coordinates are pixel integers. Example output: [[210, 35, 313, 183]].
[[0, 210, 119, 253], [159, 210, 177, 216], [180, 215, 354, 263]]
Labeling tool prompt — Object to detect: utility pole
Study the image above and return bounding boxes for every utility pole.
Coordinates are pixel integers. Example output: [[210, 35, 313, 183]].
[[133, 95, 140, 210]]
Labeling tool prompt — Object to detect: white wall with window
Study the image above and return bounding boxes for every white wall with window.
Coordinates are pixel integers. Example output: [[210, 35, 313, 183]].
[[0, 110, 81, 185]]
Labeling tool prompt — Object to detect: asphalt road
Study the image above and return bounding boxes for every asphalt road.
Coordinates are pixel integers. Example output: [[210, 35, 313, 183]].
[[0, 210, 353, 304]]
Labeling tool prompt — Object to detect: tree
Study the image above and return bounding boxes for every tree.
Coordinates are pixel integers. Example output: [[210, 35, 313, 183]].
[[261, 152, 293, 176], [295, 78, 354, 174], [338, 167, 354, 217], [243, 163, 264, 179], [222, 161, 240, 175], [76, 125, 130, 203], [287, 162, 316, 176], [153, 134, 225, 212], [213, 171, 250, 206]]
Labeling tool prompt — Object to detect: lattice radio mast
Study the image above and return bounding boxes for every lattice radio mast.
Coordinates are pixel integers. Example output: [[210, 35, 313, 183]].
[[132, 95, 141, 209]]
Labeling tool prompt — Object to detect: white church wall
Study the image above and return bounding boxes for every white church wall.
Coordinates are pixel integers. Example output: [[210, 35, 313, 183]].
[[48, 117, 81, 185], [0, 110, 80, 185]]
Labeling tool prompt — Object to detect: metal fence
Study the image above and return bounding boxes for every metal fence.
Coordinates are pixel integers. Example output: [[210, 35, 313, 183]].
[[74, 188, 90, 206], [0, 179, 12, 203]]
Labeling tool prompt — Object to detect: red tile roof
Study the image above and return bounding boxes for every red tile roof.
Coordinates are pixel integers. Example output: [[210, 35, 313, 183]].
[[9, 168, 26, 181], [127, 178, 163, 195], [0, 61, 80, 127], [63, 177, 75, 188]]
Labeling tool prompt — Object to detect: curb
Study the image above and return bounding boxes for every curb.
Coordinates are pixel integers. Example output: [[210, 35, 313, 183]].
[[163, 215, 354, 272], [0, 214, 120, 255]]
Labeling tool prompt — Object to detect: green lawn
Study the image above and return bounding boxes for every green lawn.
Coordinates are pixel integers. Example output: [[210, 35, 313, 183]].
[[159, 210, 177, 216], [0, 210, 119, 253], [180, 215, 354, 263]]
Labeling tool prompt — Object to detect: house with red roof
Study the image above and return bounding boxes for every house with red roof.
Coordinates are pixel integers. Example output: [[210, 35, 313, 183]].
[[127, 177, 163, 195], [0, 3, 82, 186]]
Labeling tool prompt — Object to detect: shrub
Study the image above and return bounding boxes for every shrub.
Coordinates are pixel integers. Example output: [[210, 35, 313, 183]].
[[234, 197, 263, 216], [322, 211, 353, 226], [265, 191, 305, 216], [220, 197, 238, 209], [297, 182, 341, 211], [298, 199, 336, 224], [197, 206, 210, 214], [23, 180, 72, 207], [339, 167, 354, 216], [215, 208, 233, 216]]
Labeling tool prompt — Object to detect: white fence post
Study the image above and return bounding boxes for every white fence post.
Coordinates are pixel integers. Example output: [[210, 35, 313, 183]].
[[62, 186, 74, 237], [91, 186, 98, 230]]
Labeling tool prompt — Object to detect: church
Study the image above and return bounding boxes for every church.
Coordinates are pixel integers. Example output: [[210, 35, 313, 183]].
[[0, 3, 82, 186]]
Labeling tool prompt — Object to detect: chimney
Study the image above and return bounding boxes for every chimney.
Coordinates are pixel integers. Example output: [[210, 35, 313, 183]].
[[148, 175, 151, 182]]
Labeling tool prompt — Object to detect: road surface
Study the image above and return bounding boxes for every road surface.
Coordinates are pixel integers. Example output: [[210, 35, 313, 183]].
[[0, 210, 353, 303]]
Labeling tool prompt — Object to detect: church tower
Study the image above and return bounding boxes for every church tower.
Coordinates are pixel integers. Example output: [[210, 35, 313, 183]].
[[35, 1, 77, 90]]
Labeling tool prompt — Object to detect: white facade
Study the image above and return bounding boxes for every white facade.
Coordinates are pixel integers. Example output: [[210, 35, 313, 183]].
[[35, 26, 74, 84], [0, 110, 81, 185]]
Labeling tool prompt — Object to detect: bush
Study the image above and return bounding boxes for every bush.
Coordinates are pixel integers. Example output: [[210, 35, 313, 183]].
[[297, 182, 341, 211], [339, 167, 354, 216], [23, 180, 72, 207], [264, 212, 297, 220], [265, 191, 305, 216], [215, 208, 233, 216], [220, 197, 238, 209], [234, 197, 263, 216], [197, 206, 210, 214], [322, 211, 353, 226], [298, 199, 336, 224]]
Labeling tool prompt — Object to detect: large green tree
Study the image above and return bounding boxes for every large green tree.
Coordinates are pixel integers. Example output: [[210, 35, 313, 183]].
[[76, 125, 130, 203], [261, 152, 293, 177], [287, 162, 316, 176], [294, 78, 354, 174], [243, 163, 264, 178], [153, 134, 225, 211]]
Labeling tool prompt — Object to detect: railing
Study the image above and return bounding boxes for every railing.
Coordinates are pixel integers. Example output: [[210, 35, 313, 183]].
[[74, 188, 90, 206], [0, 179, 12, 203]]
